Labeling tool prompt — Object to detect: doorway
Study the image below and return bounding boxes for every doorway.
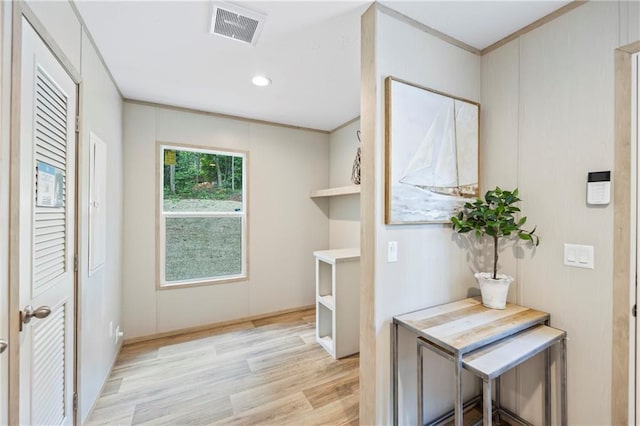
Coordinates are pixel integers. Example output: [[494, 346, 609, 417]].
[[8, 9, 79, 425], [0, 1, 10, 425], [634, 50, 639, 426], [613, 41, 640, 426]]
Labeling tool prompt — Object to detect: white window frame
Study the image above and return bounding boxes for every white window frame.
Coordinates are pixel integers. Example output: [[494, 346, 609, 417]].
[[157, 142, 248, 289]]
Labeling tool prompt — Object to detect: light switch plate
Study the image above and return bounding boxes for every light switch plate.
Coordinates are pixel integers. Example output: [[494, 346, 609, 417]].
[[387, 241, 398, 263], [564, 244, 594, 269]]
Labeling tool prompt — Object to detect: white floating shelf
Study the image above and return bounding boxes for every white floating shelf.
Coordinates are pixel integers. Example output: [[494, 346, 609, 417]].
[[318, 295, 335, 310], [310, 185, 361, 198]]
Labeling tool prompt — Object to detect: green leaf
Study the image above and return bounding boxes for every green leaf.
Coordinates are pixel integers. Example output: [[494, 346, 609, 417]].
[[448, 186, 540, 255]]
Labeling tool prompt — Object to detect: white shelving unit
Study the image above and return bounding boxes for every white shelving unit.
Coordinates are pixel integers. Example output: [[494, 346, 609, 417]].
[[309, 185, 360, 198], [313, 248, 360, 359]]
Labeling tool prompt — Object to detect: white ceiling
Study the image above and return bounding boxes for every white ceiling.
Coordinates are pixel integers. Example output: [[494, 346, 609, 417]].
[[74, 0, 571, 132], [379, 1, 571, 51]]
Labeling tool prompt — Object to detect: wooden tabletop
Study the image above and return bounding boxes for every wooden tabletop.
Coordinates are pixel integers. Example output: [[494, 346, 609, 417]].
[[394, 297, 549, 355]]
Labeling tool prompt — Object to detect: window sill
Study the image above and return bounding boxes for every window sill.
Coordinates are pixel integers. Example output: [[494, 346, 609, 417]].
[[158, 274, 248, 290]]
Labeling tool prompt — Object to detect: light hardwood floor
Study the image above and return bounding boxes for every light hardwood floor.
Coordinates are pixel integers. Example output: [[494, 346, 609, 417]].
[[86, 308, 359, 425]]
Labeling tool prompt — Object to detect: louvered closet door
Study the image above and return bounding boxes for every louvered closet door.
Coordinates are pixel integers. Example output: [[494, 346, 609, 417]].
[[18, 18, 76, 426]]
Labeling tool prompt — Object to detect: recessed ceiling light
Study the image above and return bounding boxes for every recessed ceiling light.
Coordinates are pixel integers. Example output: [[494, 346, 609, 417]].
[[252, 75, 271, 87]]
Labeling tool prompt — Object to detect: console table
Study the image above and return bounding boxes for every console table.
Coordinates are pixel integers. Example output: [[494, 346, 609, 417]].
[[391, 297, 551, 426]]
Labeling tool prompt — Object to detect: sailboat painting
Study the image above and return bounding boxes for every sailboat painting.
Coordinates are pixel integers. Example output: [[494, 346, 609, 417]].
[[385, 77, 479, 224]]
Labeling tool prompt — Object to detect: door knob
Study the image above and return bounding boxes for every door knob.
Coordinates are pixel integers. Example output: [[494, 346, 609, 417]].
[[20, 305, 51, 329], [0, 339, 6, 354]]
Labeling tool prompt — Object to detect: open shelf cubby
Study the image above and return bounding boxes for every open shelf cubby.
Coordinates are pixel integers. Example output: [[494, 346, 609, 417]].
[[313, 248, 360, 359], [317, 303, 334, 354]]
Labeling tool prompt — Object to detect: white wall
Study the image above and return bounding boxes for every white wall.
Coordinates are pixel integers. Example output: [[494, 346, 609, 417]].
[[122, 103, 329, 339], [27, 1, 81, 72], [482, 2, 632, 424], [6, 2, 125, 423], [329, 119, 361, 249], [363, 1, 638, 425], [77, 30, 123, 422], [623, 0, 640, 45], [362, 7, 482, 424]]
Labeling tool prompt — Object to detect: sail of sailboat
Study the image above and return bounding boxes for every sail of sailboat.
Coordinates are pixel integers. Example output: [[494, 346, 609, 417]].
[[399, 97, 477, 197]]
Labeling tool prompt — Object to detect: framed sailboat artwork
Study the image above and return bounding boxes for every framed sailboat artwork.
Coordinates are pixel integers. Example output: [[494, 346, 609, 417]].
[[385, 77, 480, 224]]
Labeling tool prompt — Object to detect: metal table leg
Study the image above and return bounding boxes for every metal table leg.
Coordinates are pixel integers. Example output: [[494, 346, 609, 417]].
[[455, 356, 463, 426], [495, 376, 501, 425], [561, 337, 567, 426], [417, 341, 424, 426], [392, 321, 399, 426], [544, 347, 551, 426], [483, 378, 492, 426]]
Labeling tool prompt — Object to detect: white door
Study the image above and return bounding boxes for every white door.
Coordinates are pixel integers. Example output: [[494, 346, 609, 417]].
[[17, 18, 76, 425], [0, 2, 9, 425], [635, 51, 640, 426]]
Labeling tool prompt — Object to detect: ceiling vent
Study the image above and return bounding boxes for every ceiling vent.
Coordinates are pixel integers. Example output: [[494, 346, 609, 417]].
[[210, 2, 266, 46]]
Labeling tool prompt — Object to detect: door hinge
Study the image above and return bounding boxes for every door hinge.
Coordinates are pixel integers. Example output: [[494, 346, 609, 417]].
[[633, 305, 637, 318], [73, 392, 78, 412], [73, 255, 78, 272], [75, 115, 80, 133]]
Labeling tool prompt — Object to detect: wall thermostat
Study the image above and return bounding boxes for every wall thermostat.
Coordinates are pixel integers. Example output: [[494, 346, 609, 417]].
[[587, 171, 611, 205]]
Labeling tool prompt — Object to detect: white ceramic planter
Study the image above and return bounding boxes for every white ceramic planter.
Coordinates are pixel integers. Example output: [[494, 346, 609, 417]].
[[474, 272, 514, 310]]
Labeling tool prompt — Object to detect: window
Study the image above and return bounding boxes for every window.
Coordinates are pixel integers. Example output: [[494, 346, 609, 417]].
[[159, 144, 247, 287]]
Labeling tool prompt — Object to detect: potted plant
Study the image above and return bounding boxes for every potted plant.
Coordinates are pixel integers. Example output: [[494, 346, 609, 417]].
[[450, 187, 540, 309]]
